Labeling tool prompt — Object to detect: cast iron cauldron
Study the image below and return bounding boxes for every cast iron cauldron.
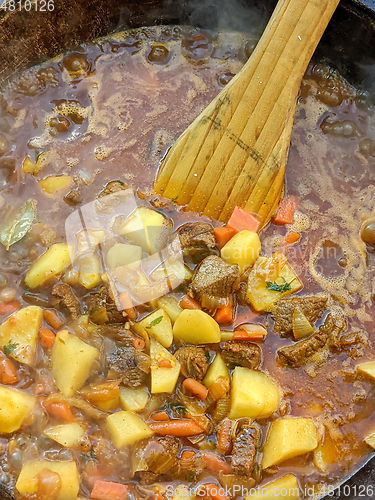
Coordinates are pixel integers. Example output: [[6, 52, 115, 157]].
[[0, 0, 374, 498]]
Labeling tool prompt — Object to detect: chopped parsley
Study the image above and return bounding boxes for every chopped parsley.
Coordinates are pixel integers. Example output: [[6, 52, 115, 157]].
[[80, 448, 97, 463], [266, 277, 296, 293], [3, 341, 18, 356], [205, 350, 210, 364], [146, 315, 163, 329], [160, 402, 187, 416]]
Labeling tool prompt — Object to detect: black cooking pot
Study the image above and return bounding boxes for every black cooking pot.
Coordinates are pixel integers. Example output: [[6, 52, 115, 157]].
[[0, 0, 374, 498]]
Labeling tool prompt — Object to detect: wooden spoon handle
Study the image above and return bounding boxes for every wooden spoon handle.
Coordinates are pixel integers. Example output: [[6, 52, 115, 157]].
[[154, 0, 340, 223]]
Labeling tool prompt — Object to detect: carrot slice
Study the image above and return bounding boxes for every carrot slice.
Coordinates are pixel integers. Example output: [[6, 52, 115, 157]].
[[180, 450, 196, 468], [39, 328, 56, 349], [118, 291, 137, 320], [149, 419, 204, 436], [91, 480, 128, 500], [132, 337, 145, 350], [228, 206, 261, 233], [45, 402, 75, 422], [183, 378, 208, 401], [273, 195, 298, 225], [214, 305, 233, 325], [0, 301, 20, 316], [214, 226, 237, 250], [158, 359, 173, 368], [180, 295, 201, 310], [152, 411, 170, 421], [232, 330, 264, 341], [216, 418, 233, 455], [204, 483, 230, 500], [285, 231, 300, 244], [0, 356, 18, 385], [43, 309, 64, 330], [202, 452, 232, 474]]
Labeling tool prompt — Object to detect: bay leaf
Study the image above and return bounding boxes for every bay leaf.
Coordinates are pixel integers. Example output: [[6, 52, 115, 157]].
[[0, 200, 35, 250]]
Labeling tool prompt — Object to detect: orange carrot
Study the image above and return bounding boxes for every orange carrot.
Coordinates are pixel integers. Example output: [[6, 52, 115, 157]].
[[118, 291, 137, 320], [232, 330, 264, 341], [216, 418, 233, 455], [152, 411, 170, 421], [39, 328, 56, 349], [45, 402, 75, 422], [202, 452, 232, 474], [132, 337, 145, 350], [285, 231, 300, 244], [180, 450, 196, 468], [91, 480, 128, 500], [150, 419, 204, 436], [228, 206, 261, 233], [214, 305, 233, 325], [180, 295, 201, 310], [183, 378, 208, 401], [0, 356, 18, 385], [43, 309, 64, 330], [152, 494, 165, 500], [158, 359, 173, 368], [0, 301, 20, 316], [273, 195, 298, 225], [204, 483, 230, 500], [214, 226, 237, 250]]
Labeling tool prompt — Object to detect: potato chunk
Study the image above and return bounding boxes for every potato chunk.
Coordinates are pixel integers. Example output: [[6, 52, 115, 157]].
[[357, 361, 375, 380], [245, 474, 300, 499], [150, 338, 180, 394], [139, 309, 173, 348], [229, 367, 280, 420], [221, 230, 261, 272], [262, 417, 318, 469], [0, 385, 36, 434], [0, 306, 42, 365], [39, 175, 72, 194], [203, 353, 230, 388], [365, 430, 375, 449], [173, 309, 221, 344], [247, 252, 302, 311], [106, 243, 142, 270], [51, 330, 99, 396], [106, 410, 153, 448], [44, 423, 85, 448], [25, 243, 73, 288], [16, 460, 79, 500], [119, 207, 171, 255], [119, 387, 149, 412]]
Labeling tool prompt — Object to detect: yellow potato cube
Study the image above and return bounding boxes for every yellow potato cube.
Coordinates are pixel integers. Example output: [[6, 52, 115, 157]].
[[0, 385, 36, 434], [173, 309, 221, 344], [51, 330, 99, 397], [16, 460, 79, 500], [120, 387, 149, 412], [105, 243, 142, 270], [229, 367, 280, 420], [0, 306, 42, 366], [245, 474, 300, 499], [76, 253, 102, 290], [106, 410, 153, 448], [262, 417, 318, 469], [140, 309, 173, 348], [25, 243, 73, 288], [44, 423, 85, 448], [221, 230, 261, 272], [357, 361, 375, 380], [203, 353, 230, 388], [39, 175, 72, 194], [150, 338, 180, 394]]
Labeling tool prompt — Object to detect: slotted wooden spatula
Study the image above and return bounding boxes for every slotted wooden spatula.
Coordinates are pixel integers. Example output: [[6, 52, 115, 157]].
[[154, 0, 340, 225]]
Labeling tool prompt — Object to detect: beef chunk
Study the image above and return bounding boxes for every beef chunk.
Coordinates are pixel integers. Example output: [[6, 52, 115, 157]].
[[271, 296, 328, 338], [322, 313, 347, 352], [278, 330, 328, 367], [189, 255, 240, 306], [97, 180, 128, 198], [338, 331, 368, 358], [221, 341, 261, 369], [98, 324, 135, 344], [177, 222, 216, 263], [231, 424, 260, 476], [235, 282, 248, 307], [175, 346, 209, 381], [63, 189, 82, 206], [52, 283, 80, 319], [107, 346, 151, 387], [89, 286, 125, 324]]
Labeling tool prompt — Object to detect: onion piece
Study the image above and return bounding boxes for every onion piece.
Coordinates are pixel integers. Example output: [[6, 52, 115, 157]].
[[45, 394, 108, 419], [238, 323, 268, 336], [212, 395, 231, 423], [292, 306, 314, 340]]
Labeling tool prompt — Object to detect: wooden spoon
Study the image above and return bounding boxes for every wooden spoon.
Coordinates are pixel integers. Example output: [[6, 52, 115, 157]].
[[154, 0, 340, 225]]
